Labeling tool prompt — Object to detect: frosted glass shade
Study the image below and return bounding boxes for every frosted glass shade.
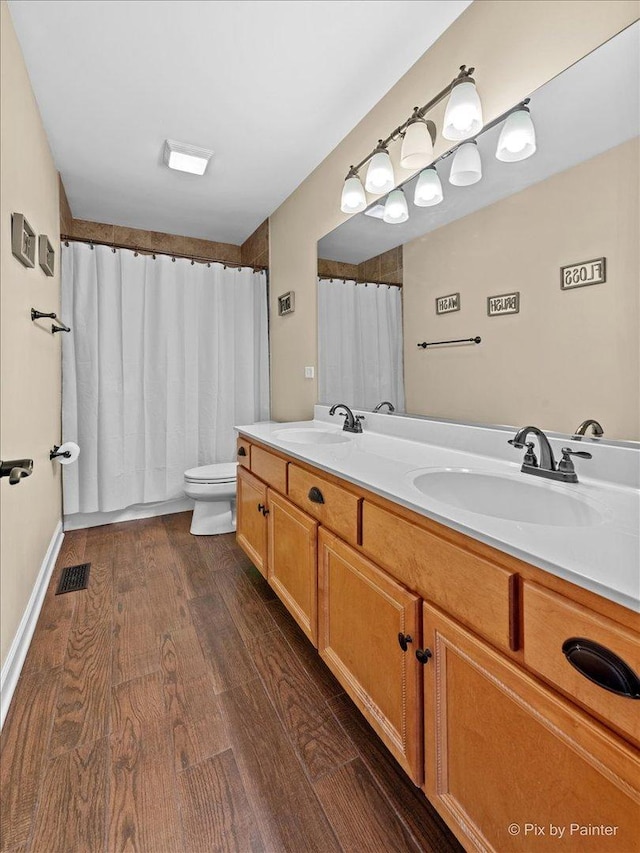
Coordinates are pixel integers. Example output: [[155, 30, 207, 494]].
[[340, 175, 367, 213], [400, 120, 434, 170], [365, 150, 395, 194], [496, 109, 537, 162], [443, 80, 483, 140], [383, 189, 409, 224], [414, 167, 443, 207], [449, 142, 482, 186]]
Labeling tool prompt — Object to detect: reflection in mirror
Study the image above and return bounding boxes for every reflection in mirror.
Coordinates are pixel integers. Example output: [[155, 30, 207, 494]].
[[317, 23, 639, 441]]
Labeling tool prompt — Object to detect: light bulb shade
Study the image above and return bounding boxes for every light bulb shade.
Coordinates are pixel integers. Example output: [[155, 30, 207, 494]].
[[383, 189, 409, 224], [365, 149, 395, 194], [443, 80, 483, 141], [414, 167, 443, 207], [340, 175, 367, 213], [400, 120, 434, 170], [449, 142, 482, 186], [496, 108, 537, 162]]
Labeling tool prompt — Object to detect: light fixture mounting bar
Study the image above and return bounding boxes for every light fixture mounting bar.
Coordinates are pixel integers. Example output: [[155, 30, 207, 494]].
[[345, 65, 475, 179]]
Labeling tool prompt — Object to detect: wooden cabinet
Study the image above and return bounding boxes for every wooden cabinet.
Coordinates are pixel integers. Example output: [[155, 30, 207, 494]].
[[288, 464, 361, 547], [236, 466, 268, 577], [422, 602, 640, 853], [318, 529, 423, 784], [522, 582, 640, 745], [267, 489, 319, 645], [250, 445, 288, 493]]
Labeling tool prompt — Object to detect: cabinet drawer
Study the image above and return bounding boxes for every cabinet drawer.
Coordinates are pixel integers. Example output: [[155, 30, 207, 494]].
[[361, 501, 516, 652], [523, 582, 640, 745], [250, 445, 287, 493], [288, 465, 360, 547], [236, 437, 251, 468]]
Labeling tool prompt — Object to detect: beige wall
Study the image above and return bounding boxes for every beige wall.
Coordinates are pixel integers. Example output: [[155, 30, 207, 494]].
[[1, 1, 62, 667], [269, 0, 639, 422], [403, 140, 639, 440]]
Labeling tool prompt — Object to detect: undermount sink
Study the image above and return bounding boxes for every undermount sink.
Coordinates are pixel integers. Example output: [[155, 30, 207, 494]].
[[409, 468, 603, 527], [272, 428, 352, 445]]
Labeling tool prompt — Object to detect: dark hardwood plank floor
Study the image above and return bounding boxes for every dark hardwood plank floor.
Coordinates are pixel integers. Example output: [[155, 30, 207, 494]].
[[0, 511, 461, 853]]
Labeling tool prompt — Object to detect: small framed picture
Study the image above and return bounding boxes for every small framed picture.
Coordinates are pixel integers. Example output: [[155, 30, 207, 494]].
[[278, 291, 295, 316], [38, 235, 55, 276], [435, 292, 460, 315], [487, 291, 520, 317], [11, 213, 36, 268]]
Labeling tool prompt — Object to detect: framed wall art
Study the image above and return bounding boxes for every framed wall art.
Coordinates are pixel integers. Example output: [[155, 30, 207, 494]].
[[11, 213, 36, 268]]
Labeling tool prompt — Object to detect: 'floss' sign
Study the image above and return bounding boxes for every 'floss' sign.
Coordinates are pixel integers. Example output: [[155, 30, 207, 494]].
[[561, 258, 606, 290]]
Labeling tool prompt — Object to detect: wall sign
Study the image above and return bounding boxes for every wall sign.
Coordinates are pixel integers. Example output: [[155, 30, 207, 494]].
[[487, 291, 520, 317], [38, 235, 55, 276], [435, 292, 460, 315], [278, 290, 295, 316], [560, 257, 606, 290], [11, 213, 36, 268]]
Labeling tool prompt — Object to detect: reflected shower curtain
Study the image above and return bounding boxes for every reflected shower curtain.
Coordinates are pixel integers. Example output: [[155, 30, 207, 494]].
[[61, 242, 269, 515], [318, 278, 405, 411]]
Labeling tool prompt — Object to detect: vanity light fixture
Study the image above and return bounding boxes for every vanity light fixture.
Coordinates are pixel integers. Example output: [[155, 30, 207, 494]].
[[442, 76, 483, 140], [414, 167, 444, 207], [164, 139, 214, 175], [449, 141, 482, 186], [383, 188, 409, 224], [400, 113, 436, 170], [340, 170, 367, 213], [364, 143, 395, 194], [495, 101, 536, 162]]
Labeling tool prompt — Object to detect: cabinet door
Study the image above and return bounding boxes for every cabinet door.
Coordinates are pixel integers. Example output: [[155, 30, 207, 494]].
[[423, 603, 640, 853], [267, 489, 318, 646], [318, 529, 422, 784], [236, 466, 268, 577]]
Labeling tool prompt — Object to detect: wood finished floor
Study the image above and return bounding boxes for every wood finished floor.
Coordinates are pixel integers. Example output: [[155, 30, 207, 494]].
[[0, 512, 461, 853]]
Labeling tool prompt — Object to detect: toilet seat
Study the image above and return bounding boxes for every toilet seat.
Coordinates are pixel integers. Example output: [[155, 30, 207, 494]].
[[184, 462, 237, 484]]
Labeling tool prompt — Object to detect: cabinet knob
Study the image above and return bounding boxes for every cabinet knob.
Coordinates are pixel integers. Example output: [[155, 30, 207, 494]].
[[237, 446, 247, 457], [308, 486, 325, 504], [415, 648, 432, 665], [562, 638, 640, 698], [398, 632, 413, 652], [258, 502, 266, 514]]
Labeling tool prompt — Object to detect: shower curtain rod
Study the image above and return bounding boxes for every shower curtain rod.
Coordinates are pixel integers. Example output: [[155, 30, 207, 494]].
[[318, 274, 402, 288], [61, 236, 267, 273]]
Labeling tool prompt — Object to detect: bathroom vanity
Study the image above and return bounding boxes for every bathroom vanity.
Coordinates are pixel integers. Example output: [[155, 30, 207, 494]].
[[235, 409, 639, 853]]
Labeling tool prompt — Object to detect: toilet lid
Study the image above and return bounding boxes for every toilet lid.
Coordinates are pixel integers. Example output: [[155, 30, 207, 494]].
[[184, 462, 238, 483]]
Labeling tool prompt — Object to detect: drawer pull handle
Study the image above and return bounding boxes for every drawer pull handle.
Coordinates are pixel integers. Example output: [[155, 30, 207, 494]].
[[415, 648, 432, 665], [398, 632, 413, 652], [258, 503, 266, 515], [237, 447, 247, 457], [562, 638, 640, 699], [308, 487, 325, 504]]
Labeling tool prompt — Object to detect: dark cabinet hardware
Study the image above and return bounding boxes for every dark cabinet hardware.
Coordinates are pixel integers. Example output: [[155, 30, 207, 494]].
[[50, 445, 71, 460], [257, 503, 269, 517], [262, 507, 269, 516], [31, 308, 71, 334], [562, 638, 640, 698], [398, 632, 413, 652], [308, 486, 325, 504], [237, 446, 247, 457], [415, 648, 432, 664], [0, 458, 33, 485]]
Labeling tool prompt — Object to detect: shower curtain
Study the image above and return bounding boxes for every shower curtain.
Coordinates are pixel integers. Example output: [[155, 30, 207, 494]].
[[317, 278, 405, 411], [61, 242, 269, 516]]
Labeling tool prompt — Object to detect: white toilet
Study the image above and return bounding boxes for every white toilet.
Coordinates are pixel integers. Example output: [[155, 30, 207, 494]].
[[183, 462, 238, 535]]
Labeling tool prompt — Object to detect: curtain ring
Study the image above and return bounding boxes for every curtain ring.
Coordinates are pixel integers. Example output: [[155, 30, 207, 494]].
[[207, 262, 211, 268], [134, 249, 138, 257], [191, 259, 195, 265], [152, 253, 156, 260], [171, 256, 176, 262], [111, 244, 116, 253], [89, 243, 94, 250], [64, 240, 69, 247]]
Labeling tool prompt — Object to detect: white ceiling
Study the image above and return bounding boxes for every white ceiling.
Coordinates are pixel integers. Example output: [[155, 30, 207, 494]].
[[8, 0, 471, 244]]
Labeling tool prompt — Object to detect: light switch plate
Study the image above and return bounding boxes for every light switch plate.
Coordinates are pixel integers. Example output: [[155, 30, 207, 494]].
[[304, 366, 314, 379]]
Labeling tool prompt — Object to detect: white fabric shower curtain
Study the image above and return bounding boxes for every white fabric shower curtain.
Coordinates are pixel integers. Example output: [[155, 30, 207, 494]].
[[61, 242, 269, 515], [317, 278, 405, 411]]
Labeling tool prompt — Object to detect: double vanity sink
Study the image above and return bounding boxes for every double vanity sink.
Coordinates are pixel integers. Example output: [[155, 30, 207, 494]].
[[249, 407, 639, 610]]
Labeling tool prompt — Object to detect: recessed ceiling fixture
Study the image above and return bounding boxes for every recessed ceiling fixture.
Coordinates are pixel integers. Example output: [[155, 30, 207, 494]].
[[164, 139, 214, 175]]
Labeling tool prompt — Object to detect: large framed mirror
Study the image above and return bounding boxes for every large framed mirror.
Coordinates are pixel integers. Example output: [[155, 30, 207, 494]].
[[317, 23, 639, 442]]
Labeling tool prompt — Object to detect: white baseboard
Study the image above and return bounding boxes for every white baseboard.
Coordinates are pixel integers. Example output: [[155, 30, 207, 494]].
[[0, 520, 64, 729], [64, 497, 194, 531]]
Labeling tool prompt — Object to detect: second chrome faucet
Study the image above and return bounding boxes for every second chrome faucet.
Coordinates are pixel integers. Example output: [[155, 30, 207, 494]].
[[508, 425, 592, 484], [329, 403, 365, 434]]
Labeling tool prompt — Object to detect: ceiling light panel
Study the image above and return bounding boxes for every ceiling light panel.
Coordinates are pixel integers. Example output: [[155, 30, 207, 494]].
[[164, 139, 214, 175]]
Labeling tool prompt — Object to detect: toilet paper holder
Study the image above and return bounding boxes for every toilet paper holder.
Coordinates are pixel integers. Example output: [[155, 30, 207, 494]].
[[50, 445, 71, 460]]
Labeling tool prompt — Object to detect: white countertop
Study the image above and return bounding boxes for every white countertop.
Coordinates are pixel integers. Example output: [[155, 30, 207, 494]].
[[236, 408, 640, 612]]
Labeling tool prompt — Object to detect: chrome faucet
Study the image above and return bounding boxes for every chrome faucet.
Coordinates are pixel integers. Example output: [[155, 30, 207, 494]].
[[329, 403, 365, 434], [373, 401, 395, 413], [508, 426, 591, 483], [573, 419, 604, 440]]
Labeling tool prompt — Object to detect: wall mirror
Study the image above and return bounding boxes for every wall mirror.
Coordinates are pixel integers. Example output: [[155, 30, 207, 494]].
[[317, 23, 639, 442]]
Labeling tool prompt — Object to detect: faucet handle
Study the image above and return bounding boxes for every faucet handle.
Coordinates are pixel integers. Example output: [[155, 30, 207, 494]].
[[522, 441, 538, 467], [558, 447, 592, 474]]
